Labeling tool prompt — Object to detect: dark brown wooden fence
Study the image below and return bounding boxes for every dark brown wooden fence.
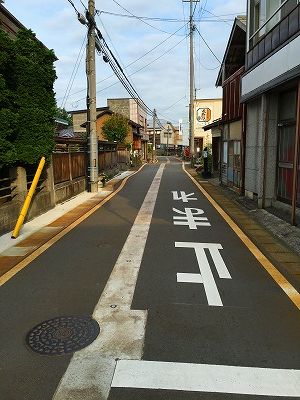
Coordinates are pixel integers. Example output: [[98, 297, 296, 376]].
[[53, 139, 125, 184], [117, 146, 130, 164], [53, 138, 86, 185], [98, 141, 118, 172]]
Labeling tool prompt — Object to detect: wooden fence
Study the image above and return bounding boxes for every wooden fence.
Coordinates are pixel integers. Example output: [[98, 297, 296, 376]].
[[52, 139, 128, 184], [0, 139, 129, 204], [52, 138, 87, 185]]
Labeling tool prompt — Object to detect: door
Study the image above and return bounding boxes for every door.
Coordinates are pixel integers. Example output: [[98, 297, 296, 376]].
[[277, 90, 297, 204]]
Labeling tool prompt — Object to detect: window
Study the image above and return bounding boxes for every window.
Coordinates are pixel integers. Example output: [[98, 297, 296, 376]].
[[254, 0, 261, 34], [249, 0, 295, 47]]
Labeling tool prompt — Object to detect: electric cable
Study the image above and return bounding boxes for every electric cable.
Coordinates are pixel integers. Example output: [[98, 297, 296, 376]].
[[66, 0, 80, 14], [195, 26, 221, 64], [162, 96, 187, 112], [60, 35, 86, 109], [203, 8, 232, 26], [97, 10, 235, 22], [58, 22, 188, 101], [73, 34, 188, 105], [111, 0, 177, 35]]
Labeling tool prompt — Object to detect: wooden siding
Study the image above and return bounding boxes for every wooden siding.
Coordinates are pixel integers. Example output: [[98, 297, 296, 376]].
[[222, 67, 244, 123]]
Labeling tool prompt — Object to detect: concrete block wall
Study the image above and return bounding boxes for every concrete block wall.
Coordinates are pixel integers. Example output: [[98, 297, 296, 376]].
[[264, 94, 279, 206], [107, 99, 130, 119], [0, 165, 55, 235], [245, 98, 262, 198]]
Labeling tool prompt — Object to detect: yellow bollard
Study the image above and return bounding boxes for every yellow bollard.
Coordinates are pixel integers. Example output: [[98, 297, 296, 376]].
[[11, 156, 46, 239]]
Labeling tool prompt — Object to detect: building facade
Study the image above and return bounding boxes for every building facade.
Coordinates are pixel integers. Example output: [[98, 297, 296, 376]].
[[206, 17, 246, 189], [0, 1, 25, 37], [241, 0, 300, 223], [193, 98, 222, 155], [107, 98, 148, 160]]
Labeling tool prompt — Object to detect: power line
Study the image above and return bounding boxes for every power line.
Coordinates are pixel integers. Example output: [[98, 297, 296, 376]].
[[94, 30, 166, 127], [60, 35, 86, 109], [66, 0, 80, 14], [72, 34, 188, 104], [96, 14, 141, 100], [195, 26, 221, 64], [162, 96, 187, 111], [66, 1, 168, 129], [203, 8, 232, 26], [111, 0, 176, 35], [59, 22, 188, 101], [98, 10, 234, 23]]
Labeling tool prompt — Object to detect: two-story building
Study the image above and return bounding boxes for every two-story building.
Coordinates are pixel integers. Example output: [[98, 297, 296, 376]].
[[107, 98, 148, 160], [241, 0, 300, 224], [77, 107, 143, 151], [204, 17, 246, 190], [70, 98, 147, 157], [193, 98, 222, 155]]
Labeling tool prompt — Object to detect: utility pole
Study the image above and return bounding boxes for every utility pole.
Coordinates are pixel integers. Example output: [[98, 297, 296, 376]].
[[189, 0, 195, 161], [86, 0, 98, 192], [185, 0, 196, 163], [167, 123, 170, 156], [152, 109, 156, 163]]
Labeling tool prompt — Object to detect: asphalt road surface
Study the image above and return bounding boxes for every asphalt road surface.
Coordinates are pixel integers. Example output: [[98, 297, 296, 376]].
[[0, 157, 299, 399]]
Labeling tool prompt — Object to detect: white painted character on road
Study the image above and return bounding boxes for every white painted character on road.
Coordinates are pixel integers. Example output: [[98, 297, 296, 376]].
[[176, 242, 232, 307], [173, 208, 211, 229], [172, 191, 197, 203]]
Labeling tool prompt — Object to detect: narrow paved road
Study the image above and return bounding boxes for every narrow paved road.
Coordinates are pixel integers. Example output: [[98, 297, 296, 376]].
[[0, 158, 299, 399]]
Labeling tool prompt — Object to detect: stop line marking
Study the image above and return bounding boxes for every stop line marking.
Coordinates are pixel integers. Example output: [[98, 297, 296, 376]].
[[112, 359, 300, 397]]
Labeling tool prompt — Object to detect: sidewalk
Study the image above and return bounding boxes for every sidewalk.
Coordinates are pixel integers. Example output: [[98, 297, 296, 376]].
[[187, 167, 300, 290], [0, 171, 135, 285]]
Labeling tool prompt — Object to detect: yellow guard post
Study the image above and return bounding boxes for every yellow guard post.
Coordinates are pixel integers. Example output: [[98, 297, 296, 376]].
[[11, 156, 46, 239]]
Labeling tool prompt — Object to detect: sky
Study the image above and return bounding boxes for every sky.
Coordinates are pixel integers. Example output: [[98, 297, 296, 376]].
[[5, 0, 247, 134]]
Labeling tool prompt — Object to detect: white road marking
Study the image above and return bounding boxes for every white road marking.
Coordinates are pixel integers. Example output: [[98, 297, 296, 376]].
[[173, 207, 211, 229], [175, 242, 231, 306], [53, 164, 165, 400], [112, 360, 300, 397], [177, 273, 203, 283], [172, 191, 197, 202]]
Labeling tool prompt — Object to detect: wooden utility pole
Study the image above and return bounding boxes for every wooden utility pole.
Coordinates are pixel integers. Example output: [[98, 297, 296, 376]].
[[189, 0, 195, 161], [86, 0, 98, 192], [152, 109, 156, 163]]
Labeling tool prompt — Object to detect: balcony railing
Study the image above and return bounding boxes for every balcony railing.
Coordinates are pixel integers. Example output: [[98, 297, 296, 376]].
[[247, 1, 300, 70]]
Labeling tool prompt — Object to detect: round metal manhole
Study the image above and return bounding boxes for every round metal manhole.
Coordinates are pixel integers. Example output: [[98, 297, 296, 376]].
[[26, 315, 100, 356]]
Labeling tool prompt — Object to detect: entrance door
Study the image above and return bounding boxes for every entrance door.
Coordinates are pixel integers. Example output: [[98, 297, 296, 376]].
[[277, 90, 297, 204]]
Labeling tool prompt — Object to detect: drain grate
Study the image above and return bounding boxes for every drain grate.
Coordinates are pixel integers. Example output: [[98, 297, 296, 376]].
[[26, 315, 100, 356]]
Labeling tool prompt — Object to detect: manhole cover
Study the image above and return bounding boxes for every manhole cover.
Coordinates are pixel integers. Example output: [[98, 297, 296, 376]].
[[26, 316, 100, 356]]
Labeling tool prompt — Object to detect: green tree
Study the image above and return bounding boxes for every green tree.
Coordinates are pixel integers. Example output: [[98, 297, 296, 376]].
[[102, 113, 129, 143], [55, 106, 72, 125], [0, 28, 57, 167]]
